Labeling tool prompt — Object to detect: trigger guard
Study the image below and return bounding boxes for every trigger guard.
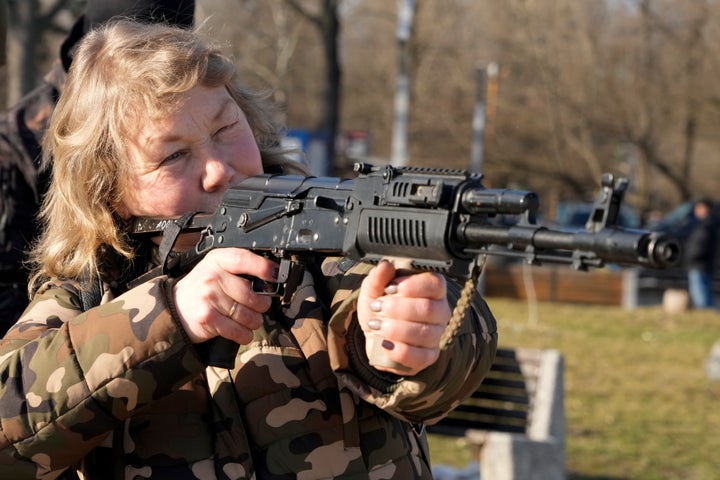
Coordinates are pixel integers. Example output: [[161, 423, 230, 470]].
[[251, 278, 284, 296]]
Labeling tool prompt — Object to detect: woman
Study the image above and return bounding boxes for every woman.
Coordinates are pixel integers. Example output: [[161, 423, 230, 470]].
[[0, 20, 497, 479]]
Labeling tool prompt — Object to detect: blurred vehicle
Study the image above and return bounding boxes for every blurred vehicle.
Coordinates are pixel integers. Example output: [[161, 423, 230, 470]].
[[543, 201, 641, 231], [644, 201, 696, 240], [562, 201, 640, 229]]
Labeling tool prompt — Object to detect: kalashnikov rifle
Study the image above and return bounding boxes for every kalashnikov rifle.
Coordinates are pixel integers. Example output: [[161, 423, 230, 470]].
[[131, 163, 680, 368]]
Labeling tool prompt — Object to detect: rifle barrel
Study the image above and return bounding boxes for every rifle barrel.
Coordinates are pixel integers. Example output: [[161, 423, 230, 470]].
[[458, 223, 680, 268]]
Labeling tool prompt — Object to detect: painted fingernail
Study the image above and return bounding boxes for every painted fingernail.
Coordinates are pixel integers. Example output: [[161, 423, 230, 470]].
[[384, 284, 398, 295], [271, 266, 280, 280], [381, 340, 395, 350], [370, 300, 382, 312], [368, 319, 382, 330]]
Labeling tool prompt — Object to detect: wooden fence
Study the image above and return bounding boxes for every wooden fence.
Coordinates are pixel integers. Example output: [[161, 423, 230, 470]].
[[481, 263, 626, 306]]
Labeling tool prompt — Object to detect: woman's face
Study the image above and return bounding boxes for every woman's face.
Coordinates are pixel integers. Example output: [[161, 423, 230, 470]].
[[117, 84, 263, 220]]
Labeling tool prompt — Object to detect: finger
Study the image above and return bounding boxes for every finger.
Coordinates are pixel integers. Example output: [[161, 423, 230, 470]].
[[366, 317, 446, 349], [228, 301, 239, 320], [206, 248, 279, 282], [209, 296, 265, 343], [369, 296, 450, 327], [372, 340, 440, 375], [209, 309, 260, 345], [361, 260, 397, 299], [206, 248, 275, 315], [219, 273, 273, 314], [391, 272, 447, 300]]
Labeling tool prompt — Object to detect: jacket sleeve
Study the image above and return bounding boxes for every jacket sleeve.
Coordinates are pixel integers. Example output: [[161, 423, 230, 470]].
[[0, 277, 206, 478], [685, 221, 713, 265], [325, 260, 498, 425]]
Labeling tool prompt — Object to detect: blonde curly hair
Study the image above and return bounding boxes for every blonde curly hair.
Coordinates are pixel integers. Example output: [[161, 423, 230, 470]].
[[30, 19, 306, 293]]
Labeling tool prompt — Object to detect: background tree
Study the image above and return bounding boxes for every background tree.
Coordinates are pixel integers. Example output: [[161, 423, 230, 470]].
[[7, 0, 720, 219], [4, 0, 78, 105], [200, 0, 339, 175], [477, 0, 720, 213], [284, 0, 340, 175]]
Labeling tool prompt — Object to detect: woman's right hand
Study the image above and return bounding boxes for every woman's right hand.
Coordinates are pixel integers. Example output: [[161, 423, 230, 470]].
[[171, 248, 278, 345]]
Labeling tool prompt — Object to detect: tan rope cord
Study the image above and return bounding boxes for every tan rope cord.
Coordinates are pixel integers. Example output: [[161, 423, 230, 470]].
[[439, 255, 487, 350]]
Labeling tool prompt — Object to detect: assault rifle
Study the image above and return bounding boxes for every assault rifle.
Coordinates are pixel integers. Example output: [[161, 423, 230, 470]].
[[132, 163, 679, 367]]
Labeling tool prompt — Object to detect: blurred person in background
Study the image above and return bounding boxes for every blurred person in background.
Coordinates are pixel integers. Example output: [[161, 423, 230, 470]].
[[0, 0, 195, 335], [685, 198, 718, 309]]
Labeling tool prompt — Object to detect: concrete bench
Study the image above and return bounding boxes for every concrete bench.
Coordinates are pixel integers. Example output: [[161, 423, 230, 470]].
[[429, 347, 566, 480]]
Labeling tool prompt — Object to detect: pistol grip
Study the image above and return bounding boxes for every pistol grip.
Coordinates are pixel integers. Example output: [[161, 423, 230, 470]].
[[382, 256, 416, 277]]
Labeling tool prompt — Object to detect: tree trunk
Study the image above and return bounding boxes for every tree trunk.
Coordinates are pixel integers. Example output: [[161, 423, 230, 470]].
[[6, 0, 40, 104], [321, 0, 340, 175]]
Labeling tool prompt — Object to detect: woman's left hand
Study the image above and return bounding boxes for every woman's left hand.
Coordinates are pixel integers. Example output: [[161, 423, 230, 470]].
[[356, 260, 452, 376]]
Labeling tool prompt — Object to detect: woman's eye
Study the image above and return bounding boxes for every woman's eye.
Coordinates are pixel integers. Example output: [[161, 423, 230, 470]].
[[163, 151, 185, 164], [215, 121, 239, 137]]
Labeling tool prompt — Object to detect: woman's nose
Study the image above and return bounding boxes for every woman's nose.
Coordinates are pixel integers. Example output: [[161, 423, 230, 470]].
[[201, 152, 234, 192]]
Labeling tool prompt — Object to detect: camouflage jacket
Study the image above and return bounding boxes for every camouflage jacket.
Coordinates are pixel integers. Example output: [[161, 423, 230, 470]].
[[0, 257, 498, 479]]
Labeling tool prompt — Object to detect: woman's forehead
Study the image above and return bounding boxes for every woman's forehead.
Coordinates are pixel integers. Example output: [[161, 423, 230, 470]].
[[126, 86, 239, 144]]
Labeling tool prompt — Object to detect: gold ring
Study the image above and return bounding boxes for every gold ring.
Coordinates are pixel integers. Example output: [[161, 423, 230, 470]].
[[228, 302, 238, 319]]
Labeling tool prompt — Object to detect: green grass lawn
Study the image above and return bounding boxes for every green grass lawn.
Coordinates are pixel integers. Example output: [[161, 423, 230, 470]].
[[427, 297, 720, 479]]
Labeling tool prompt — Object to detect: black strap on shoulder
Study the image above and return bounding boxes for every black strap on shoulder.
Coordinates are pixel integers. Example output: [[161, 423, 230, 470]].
[[158, 211, 196, 274], [79, 275, 104, 312], [78, 212, 195, 311]]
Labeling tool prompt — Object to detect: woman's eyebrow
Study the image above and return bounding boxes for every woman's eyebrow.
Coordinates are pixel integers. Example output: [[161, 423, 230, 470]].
[[150, 99, 237, 145]]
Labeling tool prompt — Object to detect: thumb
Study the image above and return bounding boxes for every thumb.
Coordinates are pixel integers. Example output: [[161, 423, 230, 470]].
[[362, 260, 397, 299]]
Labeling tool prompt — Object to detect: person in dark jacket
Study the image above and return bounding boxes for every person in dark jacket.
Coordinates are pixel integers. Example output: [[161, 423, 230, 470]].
[[685, 198, 718, 308], [0, 0, 195, 335]]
